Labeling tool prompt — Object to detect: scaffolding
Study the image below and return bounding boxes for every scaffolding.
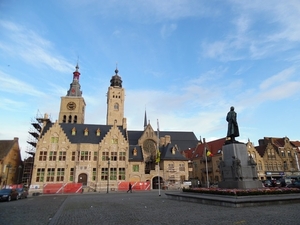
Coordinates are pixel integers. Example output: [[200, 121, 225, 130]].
[[22, 110, 51, 187]]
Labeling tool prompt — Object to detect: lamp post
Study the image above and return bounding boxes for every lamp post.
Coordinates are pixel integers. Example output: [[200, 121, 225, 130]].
[[17, 165, 22, 185], [5, 163, 12, 188], [107, 158, 110, 194]]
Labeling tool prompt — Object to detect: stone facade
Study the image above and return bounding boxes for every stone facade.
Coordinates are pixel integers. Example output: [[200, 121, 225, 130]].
[[185, 137, 300, 186], [0, 138, 23, 187], [29, 66, 195, 193]]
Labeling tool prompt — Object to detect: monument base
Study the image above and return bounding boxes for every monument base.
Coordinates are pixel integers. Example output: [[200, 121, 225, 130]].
[[218, 180, 263, 189], [219, 143, 262, 189]]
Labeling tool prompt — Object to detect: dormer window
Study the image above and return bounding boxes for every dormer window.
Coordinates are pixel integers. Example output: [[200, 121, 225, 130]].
[[172, 147, 176, 155], [72, 127, 76, 135], [133, 148, 137, 156], [96, 128, 101, 136], [84, 128, 88, 136]]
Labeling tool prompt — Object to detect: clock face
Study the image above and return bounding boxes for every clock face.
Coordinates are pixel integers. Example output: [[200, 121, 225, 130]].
[[67, 102, 76, 110]]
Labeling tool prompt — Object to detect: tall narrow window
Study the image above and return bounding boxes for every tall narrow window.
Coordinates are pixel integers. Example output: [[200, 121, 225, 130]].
[[56, 168, 65, 182], [101, 168, 108, 180], [39, 151, 47, 161], [49, 151, 57, 161], [119, 152, 125, 161], [111, 152, 117, 161], [71, 151, 76, 161], [92, 168, 97, 181], [93, 152, 98, 161], [63, 115, 66, 123], [68, 115, 72, 123], [110, 168, 117, 180], [36, 168, 45, 182], [46, 168, 55, 182], [74, 115, 77, 123], [119, 168, 125, 180], [70, 168, 74, 182]]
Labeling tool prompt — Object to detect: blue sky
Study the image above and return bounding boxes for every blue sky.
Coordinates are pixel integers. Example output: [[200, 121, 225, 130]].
[[1, 1, 300, 159]]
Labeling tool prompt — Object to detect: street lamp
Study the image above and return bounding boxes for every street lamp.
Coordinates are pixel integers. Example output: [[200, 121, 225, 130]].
[[17, 165, 22, 185], [107, 158, 110, 194], [5, 163, 12, 188]]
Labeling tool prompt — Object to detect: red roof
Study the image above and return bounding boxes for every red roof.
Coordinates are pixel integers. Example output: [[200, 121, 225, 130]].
[[183, 137, 226, 160]]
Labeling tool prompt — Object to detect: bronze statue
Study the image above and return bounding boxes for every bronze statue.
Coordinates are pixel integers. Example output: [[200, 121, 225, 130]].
[[226, 106, 239, 142]]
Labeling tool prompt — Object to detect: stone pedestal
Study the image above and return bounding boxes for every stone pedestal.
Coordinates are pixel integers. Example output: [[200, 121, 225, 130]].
[[218, 143, 262, 189]]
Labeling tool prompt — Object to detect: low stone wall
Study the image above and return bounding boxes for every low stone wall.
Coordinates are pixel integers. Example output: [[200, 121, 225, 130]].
[[165, 192, 300, 208]]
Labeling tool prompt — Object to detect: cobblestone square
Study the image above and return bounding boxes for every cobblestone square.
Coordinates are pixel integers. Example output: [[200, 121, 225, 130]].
[[0, 191, 299, 225]]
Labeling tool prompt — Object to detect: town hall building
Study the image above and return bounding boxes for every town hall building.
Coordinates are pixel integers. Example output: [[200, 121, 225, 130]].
[[29, 65, 198, 193]]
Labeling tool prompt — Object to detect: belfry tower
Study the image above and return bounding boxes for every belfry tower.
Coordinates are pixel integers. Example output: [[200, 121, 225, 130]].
[[58, 64, 86, 124], [106, 68, 126, 127]]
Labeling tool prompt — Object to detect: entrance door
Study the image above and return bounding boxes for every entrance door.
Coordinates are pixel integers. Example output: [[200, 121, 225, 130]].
[[152, 176, 163, 189], [78, 173, 87, 186]]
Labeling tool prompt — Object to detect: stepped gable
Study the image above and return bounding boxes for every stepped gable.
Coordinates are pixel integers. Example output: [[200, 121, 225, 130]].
[[255, 144, 266, 158]]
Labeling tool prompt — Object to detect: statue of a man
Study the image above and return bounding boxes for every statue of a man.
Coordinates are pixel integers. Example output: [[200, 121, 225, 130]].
[[218, 157, 226, 181], [226, 106, 239, 142], [232, 156, 242, 180]]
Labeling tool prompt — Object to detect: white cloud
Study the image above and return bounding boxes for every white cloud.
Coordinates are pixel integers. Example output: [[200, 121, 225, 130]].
[[0, 71, 45, 96], [0, 20, 74, 73], [260, 68, 295, 90], [67, 0, 211, 22], [160, 23, 177, 39]]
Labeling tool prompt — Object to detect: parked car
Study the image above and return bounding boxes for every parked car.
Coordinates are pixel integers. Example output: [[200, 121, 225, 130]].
[[287, 181, 300, 189], [262, 180, 272, 187], [0, 189, 19, 202], [16, 188, 28, 199]]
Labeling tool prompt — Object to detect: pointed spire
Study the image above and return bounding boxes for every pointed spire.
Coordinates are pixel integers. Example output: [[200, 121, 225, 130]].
[[73, 63, 80, 81], [144, 109, 147, 129], [67, 63, 82, 97]]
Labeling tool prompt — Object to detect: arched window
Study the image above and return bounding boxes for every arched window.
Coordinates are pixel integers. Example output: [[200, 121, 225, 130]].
[[63, 115, 66, 123], [74, 115, 77, 123], [68, 115, 72, 123]]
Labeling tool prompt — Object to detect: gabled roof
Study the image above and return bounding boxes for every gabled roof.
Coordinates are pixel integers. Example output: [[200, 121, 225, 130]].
[[255, 145, 266, 158], [291, 141, 300, 149], [0, 139, 16, 159], [183, 137, 226, 160], [41, 123, 127, 144], [160, 143, 187, 161], [127, 130, 198, 151]]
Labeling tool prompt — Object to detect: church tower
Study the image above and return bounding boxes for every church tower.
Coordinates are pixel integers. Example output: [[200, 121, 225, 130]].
[[106, 68, 125, 126], [58, 64, 86, 124]]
